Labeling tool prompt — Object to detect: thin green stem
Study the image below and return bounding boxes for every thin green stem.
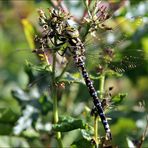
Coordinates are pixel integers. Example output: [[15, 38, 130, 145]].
[[52, 53, 56, 81], [94, 115, 99, 147], [99, 75, 105, 99], [94, 75, 105, 147], [52, 53, 63, 148]]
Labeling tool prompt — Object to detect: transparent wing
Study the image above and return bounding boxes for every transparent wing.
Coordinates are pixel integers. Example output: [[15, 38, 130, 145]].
[[85, 48, 148, 74], [82, 15, 147, 74], [83, 16, 143, 50]]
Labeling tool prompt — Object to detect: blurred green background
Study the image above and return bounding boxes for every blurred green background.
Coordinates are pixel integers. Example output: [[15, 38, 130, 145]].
[[0, 0, 148, 147]]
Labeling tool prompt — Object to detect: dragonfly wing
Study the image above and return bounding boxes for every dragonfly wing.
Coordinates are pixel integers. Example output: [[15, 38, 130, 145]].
[[84, 16, 143, 51], [85, 48, 148, 73]]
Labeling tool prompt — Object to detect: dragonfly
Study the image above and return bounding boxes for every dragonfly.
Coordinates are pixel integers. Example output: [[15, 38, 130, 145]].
[[35, 8, 113, 139], [12, 13, 148, 89]]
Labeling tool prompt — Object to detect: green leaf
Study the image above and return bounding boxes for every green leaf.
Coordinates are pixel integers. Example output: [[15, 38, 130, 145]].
[[22, 19, 35, 50], [22, 128, 39, 138], [112, 93, 127, 105], [71, 138, 93, 148], [39, 95, 53, 114], [26, 61, 52, 72], [59, 72, 85, 84], [81, 129, 93, 141], [59, 115, 74, 122], [11, 89, 30, 103], [12, 88, 52, 113], [0, 123, 13, 135], [53, 116, 88, 132], [24, 61, 52, 91], [0, 108, 19, 123], [111, 118, 136, 146], [11, 87, 53, 134], [0, 136, 30, 147], [105, 69, 123, 77]]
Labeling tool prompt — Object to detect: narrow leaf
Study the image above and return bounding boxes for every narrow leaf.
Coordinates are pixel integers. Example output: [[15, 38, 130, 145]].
[[22, 19, 35, 50], [53, 118, 87, 132]]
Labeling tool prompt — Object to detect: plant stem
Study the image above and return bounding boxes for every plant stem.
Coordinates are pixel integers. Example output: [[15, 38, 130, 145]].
[[94, 75, 105, 147], [94, 115, 99, 147], [52, 53, 56, 81], [99, 75, 105, 99], [52, 53, 63, 148]]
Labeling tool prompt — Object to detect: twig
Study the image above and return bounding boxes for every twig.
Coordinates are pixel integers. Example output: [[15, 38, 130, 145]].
[[52, 52, 63, 148]]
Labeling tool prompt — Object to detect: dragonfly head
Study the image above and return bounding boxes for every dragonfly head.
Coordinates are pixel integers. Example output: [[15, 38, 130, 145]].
[[64, 26, 79, 39]]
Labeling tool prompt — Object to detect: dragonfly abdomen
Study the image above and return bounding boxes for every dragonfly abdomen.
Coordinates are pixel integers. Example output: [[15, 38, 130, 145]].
[[73, 49, 112, 140]]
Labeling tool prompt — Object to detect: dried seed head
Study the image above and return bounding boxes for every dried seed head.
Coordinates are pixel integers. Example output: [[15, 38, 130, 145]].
[[38, 9, 47, 20]]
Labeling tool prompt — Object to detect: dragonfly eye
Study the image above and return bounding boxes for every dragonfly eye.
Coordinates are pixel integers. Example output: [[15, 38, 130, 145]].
[[43, 24, 48, 30]]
